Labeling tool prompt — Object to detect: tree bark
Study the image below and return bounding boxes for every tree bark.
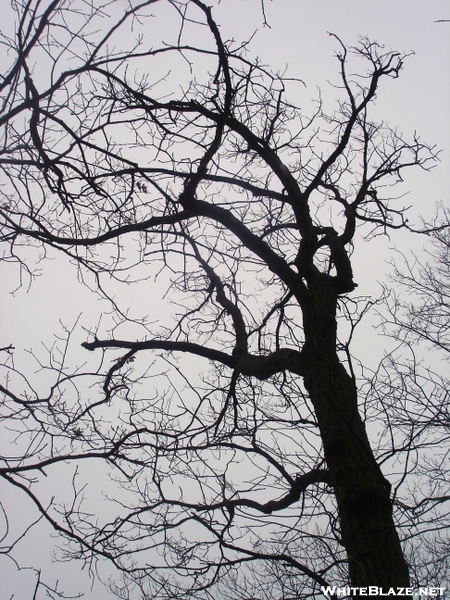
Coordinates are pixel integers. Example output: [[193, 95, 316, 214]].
[[299, 279, 411, 593]]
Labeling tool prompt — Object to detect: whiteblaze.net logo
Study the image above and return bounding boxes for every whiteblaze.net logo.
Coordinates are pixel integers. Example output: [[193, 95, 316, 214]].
[[321, 587, 447, 598]]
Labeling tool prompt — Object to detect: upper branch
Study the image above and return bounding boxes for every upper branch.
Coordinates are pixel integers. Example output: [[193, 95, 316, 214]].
[[305, 37, 406, 200]]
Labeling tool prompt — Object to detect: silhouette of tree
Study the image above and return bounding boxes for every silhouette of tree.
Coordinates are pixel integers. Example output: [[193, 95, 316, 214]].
[[0, 1, 441, 598], [367, 217, 450, 591]]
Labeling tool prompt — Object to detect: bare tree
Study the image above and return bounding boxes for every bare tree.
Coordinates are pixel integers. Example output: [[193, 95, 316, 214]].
[[0, 1, 440, 598], [385, 215, 450, 355], [365, 218, 450, 592]]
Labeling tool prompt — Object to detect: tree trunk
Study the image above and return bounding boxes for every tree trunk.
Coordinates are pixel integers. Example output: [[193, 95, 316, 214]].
[[299, 280, 410, 592]]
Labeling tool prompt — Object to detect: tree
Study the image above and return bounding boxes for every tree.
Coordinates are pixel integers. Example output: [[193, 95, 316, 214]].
[[385, 214, 450, 356], [366, 218, 450, 591], [0, 1, 441, 598]]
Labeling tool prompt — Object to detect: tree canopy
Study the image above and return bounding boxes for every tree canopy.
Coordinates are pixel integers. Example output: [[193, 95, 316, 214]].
[[0, 1, 448, 599]]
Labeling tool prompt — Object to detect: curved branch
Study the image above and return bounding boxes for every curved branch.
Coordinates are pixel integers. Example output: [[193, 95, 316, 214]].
[[81, 338, 306, 379], [197, 467, 331, 515]]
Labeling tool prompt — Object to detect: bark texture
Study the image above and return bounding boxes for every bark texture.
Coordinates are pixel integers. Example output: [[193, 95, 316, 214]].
[[301, 280, 410, 591]]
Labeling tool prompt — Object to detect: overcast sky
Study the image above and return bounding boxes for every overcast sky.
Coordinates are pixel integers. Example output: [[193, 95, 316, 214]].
[[1, 1, 449, 599]]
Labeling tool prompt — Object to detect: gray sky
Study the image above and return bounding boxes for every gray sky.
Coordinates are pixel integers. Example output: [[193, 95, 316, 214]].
[[1, 1, 449, 598]]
